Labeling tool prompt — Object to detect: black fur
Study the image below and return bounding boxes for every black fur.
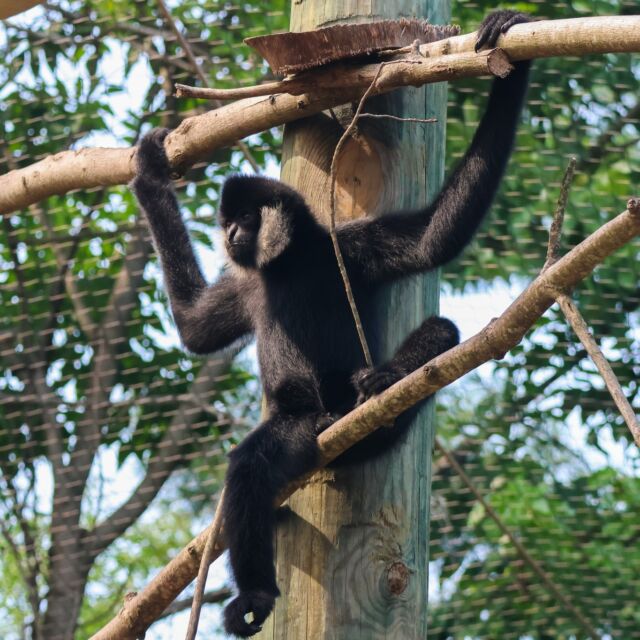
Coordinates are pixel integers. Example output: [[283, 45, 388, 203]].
[[131, 11, 531, 636]]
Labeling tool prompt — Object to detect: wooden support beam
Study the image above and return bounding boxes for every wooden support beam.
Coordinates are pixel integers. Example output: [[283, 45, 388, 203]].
[[258, 1, 448, 638]]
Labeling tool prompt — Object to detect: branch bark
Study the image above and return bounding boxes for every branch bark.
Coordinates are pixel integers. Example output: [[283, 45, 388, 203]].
[[90, 203, 640, 640], [2, 16, 640, 215]]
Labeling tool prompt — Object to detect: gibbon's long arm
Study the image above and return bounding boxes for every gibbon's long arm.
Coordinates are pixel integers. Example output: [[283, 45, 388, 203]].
[[132, 130, 253, 354], [337, 12, 531, 284]]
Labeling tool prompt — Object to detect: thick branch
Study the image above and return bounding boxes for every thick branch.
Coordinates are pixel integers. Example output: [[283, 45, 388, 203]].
[[2, 16, 640, 215], [90, 205, 640, 640]]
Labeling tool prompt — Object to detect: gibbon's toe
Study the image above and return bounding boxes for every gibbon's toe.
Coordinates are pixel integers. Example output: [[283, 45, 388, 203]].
[[353, 366, 402, 404], [314, 412, 341, 435]]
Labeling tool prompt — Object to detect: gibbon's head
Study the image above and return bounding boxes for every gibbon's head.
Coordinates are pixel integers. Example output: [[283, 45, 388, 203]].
[[219, 175, 311, 268]]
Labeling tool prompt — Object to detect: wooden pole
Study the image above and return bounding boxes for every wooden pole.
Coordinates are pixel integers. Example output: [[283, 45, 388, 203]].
[[259, 1, 449, 638]]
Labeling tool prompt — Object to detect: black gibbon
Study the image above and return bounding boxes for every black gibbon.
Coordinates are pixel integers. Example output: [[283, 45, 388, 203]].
[[131, 9, 531, 637]]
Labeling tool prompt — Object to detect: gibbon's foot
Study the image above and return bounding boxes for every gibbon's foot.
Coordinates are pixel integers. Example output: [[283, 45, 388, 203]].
[[475, 9, 531, 52], [223, 589, 277, 638], [314, 412, 341, 434], [353, 365, 403, 406], [135, 127, 171, 180]]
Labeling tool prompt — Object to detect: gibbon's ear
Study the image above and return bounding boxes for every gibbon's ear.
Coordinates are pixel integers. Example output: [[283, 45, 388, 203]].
[[256, 203, 292, 267]]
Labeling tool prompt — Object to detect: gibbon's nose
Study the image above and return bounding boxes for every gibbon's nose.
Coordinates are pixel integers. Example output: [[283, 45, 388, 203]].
[[228, 223, 239, 242]]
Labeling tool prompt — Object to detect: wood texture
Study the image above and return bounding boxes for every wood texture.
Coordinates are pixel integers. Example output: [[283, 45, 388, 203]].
[[261, 2, 450, 638], [244, 20, 458, 74]]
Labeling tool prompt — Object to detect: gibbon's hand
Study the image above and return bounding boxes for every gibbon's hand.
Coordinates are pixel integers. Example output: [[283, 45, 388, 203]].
[[135, 127, 172, 182], [475, 9, 532, 52]]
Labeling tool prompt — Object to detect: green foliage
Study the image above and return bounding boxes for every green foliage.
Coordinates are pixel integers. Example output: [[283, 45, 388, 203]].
[[0, 1, 286, 636], [431, 381, 640, 638], [444, 0, 639, 446], [0, 0, 638, 638]]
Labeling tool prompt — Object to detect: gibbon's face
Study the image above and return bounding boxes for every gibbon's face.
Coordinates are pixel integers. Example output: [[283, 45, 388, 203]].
[[219, 176, 298, 269], [219, 206, 261, 267]]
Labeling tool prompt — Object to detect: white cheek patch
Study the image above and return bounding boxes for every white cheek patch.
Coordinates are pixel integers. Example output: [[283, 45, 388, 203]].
[[257, 203, 291, 267]]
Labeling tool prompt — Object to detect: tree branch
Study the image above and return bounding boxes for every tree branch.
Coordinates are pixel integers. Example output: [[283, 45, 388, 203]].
[[542, 159, 640, 445], [2, 16, 640, 215], [434, 437, 601, 639], [90, 202, 640, 640]]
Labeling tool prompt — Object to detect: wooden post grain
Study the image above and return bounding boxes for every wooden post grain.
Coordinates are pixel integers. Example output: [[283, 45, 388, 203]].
[[258, 2, 449, 638]]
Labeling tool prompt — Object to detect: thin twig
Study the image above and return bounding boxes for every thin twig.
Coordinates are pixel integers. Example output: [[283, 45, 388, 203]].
[[359, 113, 437, 123], [434, 437, 602, 640], [328, 66, 387, 366], [184, 488, 226, 640], [543, 161, 640, 446], [156, 0, 260, 173], [328, 61, 424, 367], [557, 295, 640, 445], [544, 156, 576, 268]]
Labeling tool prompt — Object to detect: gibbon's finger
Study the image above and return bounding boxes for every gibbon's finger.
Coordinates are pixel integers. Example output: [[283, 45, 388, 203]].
[[485, 20, 507, 49], [500, 14, 531, 33], [474, 11, 501, 51]]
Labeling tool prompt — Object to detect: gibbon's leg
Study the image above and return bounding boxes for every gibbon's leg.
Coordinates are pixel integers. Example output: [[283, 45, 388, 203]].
[[353, 316, 459, 403], [333, 317, 459, 464], [222, 410, 330, 637]]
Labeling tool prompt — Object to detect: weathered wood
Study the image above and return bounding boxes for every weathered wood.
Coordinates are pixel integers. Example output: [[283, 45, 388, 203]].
[[259, 2, 449, 638], [0, 0, 43, 19], [244, 20, 458, 74]]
